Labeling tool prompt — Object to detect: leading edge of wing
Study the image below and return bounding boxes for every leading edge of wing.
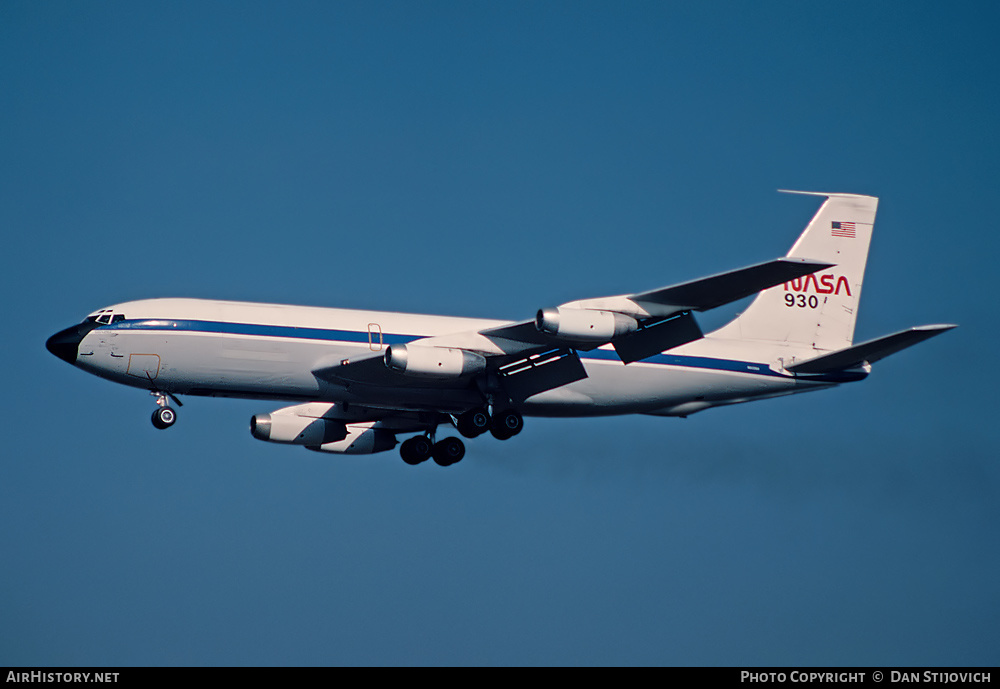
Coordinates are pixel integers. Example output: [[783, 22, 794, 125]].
[[630, 257, 834, 313], [558, 257, 834, 319]]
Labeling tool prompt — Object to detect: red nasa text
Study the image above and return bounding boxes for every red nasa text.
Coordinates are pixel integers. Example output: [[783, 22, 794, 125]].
[[784, 274, 852, 296]]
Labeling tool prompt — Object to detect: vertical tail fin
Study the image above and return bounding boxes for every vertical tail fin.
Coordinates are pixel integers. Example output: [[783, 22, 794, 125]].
[[712, 191, 879, 351]]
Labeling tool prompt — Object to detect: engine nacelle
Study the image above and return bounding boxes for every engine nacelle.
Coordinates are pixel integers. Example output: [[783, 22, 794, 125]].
[[250, 412, 347, 445], [305, 424, 397, 455], [384, 344, 486, 378], [535, 307, 638, 342]]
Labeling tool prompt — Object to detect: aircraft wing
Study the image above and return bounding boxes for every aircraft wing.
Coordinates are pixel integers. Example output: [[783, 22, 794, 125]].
[[470, 256, 832, 365], [561, 257, 833, 317], [785, 324, 957, 374], [316, 257, 833, 400], [432, 256, 832, 354], [631, 257, 836, 312]]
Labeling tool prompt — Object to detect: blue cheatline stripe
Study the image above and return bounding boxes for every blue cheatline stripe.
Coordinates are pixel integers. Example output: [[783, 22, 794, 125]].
[[578, 347, 788, 377], [103, 318, 415, 345], [102, 319, 866, 383]]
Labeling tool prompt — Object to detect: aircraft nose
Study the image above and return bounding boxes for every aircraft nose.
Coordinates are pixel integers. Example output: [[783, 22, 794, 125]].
[[46, 323, 90, 364]]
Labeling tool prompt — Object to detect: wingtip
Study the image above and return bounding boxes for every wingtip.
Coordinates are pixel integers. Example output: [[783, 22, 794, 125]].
[[777, 189, 830, 197], [777, 256, 837, 270], [777, 189, 878, 200]]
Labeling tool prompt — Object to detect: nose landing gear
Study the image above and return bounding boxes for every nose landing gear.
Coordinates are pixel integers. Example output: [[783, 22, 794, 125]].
[[150, 391, 182, 430], [152, 405, 176, 429]]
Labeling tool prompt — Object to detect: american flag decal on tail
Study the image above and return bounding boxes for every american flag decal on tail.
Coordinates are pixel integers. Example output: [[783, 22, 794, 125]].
[[831, 221, 856, 238]]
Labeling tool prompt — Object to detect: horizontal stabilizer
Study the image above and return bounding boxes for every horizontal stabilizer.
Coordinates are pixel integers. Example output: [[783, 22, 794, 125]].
[[631, 257, 834, 312], [786, 325, 957, 374]]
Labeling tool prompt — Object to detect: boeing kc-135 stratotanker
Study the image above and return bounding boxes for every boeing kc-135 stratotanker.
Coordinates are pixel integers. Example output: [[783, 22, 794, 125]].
[[47, 192, 954, 466]]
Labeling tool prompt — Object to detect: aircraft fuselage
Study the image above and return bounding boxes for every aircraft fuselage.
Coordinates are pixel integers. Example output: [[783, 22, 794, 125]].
[[50, 297, 858, 419]]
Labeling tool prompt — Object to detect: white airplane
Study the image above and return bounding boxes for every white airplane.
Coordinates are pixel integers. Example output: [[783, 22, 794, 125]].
[[47, 191, 954, 466]]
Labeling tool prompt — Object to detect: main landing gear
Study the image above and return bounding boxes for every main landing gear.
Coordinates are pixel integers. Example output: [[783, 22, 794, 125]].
[[488, 408, 524, 441], [399, 435, 465, 467], [455, 406, 523, 440], [150, 391, 181, 430], [399, 406, 524, 467]]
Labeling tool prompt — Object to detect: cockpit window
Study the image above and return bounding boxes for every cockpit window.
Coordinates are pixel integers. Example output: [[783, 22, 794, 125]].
[[87, 310, 125, 325]]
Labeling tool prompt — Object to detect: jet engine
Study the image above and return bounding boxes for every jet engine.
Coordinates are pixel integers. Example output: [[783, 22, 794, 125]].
[[304, 423, 397, 455], [384, 344, 486, 378], [250, 411, 348, 445], [535, 307, 638, 342], [251, 404, 399, 455]]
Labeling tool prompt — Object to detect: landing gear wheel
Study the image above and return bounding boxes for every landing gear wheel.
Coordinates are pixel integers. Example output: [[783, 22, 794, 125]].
[[400, 436, 433, 465], [490, 409, 523, 440], [432, 437, 465, 467], [456, 408, 490, 438], [151, 406, 177, 430]]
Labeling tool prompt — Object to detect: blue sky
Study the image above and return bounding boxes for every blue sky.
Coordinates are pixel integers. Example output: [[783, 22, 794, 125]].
[[2, 1, 997, 665]]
